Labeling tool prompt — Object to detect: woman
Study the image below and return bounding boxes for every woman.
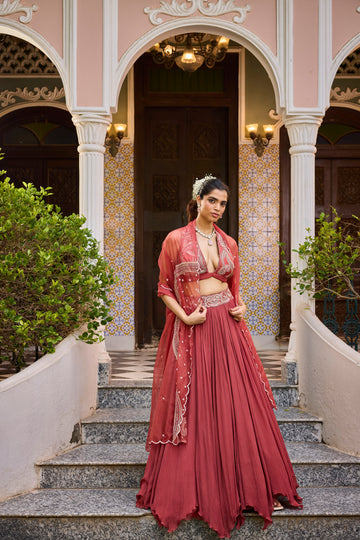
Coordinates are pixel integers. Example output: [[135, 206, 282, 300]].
[[136, 175, 302, 538]]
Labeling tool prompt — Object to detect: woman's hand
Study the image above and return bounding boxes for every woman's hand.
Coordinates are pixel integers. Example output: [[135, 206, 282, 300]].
[[185, 304, 207, 326], [229, 303, 246, 322]]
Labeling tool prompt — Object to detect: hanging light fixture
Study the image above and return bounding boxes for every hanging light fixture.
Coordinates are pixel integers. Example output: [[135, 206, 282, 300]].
[[150, 33, 230, 73]]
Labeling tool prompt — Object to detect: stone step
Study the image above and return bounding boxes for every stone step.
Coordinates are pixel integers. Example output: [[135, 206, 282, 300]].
[[81, 407, 322, 444], [38, 442, 360, 490], [97, 380, 299, 409], [0, 487, 359, 539]]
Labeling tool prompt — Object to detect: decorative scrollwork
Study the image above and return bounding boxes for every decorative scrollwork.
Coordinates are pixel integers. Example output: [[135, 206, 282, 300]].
[[0, 86, 65, 108], [330, 86, 360, 103], [144, 0, 250, 25], [0, 0, 38, 24], [268, 109, 281, 121]]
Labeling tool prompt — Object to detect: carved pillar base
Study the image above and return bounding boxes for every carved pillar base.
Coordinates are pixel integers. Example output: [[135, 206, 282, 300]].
[[283, 115, 323, 367]]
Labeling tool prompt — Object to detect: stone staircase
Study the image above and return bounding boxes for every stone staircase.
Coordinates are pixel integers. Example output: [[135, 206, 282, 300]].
[[0, 378, 360, 539]]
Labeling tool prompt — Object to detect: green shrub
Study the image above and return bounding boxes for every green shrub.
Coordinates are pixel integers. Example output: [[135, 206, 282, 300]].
[[281, 210, 360, 300], [0, 176, 115, 369]]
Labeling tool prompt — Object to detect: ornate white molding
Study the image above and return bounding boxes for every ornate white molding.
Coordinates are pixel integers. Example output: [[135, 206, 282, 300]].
[[72, 113, 110, 151], [268, 109, 281, 121], [0, 0, 38, 24], [284, 115, 322, 150], [330, 86, 360, 103], [0, 86, 64, 108], [144, 0, 251, 26]]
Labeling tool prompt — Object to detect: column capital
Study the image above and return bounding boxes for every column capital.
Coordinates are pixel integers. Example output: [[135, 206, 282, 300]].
[[283, 114, 323, 151], [72, 113, 111, 153]]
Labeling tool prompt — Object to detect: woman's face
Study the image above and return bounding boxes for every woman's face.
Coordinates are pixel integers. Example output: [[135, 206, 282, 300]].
[[197, 189, 228, 223]]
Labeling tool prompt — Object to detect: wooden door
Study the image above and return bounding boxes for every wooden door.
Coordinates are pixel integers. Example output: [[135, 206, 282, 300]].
[[0, 107, 79, 216], [143, 106, 228, 343], [135, 54, 238, 347]]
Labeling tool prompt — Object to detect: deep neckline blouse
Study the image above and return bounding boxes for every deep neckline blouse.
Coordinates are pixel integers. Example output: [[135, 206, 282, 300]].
[[196, 231, 235, 281]]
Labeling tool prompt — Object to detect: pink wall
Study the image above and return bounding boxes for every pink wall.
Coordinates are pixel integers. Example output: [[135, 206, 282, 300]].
[[118, 0, 277, 61], [3, 0, 63, 58], [77, 0, 103, 107], [332, 0, 360, 60], [293, 0, 318, 108]]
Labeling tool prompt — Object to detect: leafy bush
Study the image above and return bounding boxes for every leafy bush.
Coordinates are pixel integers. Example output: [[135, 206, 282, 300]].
[[281, 210, 360, 300], [0, 176, 114, 369]]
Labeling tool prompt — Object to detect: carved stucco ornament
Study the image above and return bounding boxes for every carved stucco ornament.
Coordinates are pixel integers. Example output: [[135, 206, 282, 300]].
[[330, 86, 360, 103], [0, 0, 38, 23], [0, 86, 65, 108], [144, 0, 251, 26]]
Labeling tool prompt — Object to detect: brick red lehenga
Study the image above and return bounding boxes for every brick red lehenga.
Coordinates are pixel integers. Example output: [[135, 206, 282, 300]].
[[136, 221, 302, 538]]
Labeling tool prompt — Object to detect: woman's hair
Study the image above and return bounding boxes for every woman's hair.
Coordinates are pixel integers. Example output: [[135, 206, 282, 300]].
[[186, 176, 230, 222]]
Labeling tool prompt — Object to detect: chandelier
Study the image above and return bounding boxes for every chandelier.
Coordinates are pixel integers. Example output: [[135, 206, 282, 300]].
[[150, 33, 230, 73]]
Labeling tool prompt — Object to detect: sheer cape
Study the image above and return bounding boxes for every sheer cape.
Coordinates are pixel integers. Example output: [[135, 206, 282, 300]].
[[146, 219, 276, 450]]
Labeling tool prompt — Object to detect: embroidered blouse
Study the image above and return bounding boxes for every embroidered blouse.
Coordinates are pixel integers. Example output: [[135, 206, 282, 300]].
[[197, 230, 234, 282], [146, 219, 275, 451]]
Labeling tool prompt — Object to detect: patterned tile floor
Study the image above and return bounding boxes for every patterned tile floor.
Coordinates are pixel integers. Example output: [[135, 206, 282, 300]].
[[0, 349, 285, 383], [109, 349, 285, 382]]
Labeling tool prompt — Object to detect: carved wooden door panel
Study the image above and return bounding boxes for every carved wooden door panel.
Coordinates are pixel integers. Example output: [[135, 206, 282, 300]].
[[47, 160, 79, 216], [142, 106, 228, 345], [2, 157, 78, 216]]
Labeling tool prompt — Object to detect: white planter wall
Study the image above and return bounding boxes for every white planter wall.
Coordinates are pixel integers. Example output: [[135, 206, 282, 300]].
[[297, 304, 360, 456], [0, 334, 100, 500]]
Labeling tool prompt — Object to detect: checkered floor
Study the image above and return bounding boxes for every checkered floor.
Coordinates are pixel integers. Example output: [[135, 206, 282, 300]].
[[0, 349, 285, 383], [109, 349, 285, 382]]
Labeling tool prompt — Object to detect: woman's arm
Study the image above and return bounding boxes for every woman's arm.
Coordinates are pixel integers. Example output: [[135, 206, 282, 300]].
[[161, 294, 207, 326]]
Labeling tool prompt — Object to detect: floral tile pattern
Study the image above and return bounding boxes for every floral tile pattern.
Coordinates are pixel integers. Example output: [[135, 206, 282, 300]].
[[104, 143, 135, 337], [238, 144, 280, 335], [104, 143, 280, 338]]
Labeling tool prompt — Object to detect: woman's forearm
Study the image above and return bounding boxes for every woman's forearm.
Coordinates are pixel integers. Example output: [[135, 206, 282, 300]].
[[161, 294, 207, 326], [161, 294, 188, 324]]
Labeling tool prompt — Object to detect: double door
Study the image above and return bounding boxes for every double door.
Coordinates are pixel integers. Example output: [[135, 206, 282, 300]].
[[140, 106, 229, 344]]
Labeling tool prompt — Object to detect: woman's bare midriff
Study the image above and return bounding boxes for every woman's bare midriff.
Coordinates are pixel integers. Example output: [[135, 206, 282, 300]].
[[199, 277, 229, 296]]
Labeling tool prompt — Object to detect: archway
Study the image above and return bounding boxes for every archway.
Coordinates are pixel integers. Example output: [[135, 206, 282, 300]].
[[0, 33, 77, 216], [279, 106, 360, 339], [0, 106, 79, 215], [110, 21, 282, 350]]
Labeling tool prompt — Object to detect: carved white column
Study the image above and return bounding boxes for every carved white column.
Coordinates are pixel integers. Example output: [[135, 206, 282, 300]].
[[72, 113, 110, 253], [283, 115, 323, 371]]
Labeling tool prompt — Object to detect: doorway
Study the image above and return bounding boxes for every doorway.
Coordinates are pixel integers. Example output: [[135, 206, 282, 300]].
[[0, 107, 79, 216], [279, 107, 360, 338], [135, 53, 239, 347]]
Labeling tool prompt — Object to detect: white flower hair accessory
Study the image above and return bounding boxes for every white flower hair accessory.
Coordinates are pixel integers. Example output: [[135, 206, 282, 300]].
[[192, 174, 217, 200]]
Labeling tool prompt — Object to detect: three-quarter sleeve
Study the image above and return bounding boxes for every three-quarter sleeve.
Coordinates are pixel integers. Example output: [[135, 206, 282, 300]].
[[157, 233, 178, 301], [227, 237, 240, 304]]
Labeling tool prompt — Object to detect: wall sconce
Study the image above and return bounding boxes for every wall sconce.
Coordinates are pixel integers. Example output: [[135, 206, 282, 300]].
[[246, 124, 274, 157], [105, 123, 126, 157]]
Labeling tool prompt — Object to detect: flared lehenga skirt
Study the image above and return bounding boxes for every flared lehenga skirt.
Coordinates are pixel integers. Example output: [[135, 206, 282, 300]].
[[136, 289, 302, 538]]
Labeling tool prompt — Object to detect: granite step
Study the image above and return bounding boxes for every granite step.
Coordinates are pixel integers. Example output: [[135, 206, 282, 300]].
[[81, 407, 322, 444], [38, 442, 360, 490], [0, 486, 359, 539], [97, 380, 299, 409]]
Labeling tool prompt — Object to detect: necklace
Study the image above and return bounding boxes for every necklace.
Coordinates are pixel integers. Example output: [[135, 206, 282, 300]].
[[195, 226, 216, 246]]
